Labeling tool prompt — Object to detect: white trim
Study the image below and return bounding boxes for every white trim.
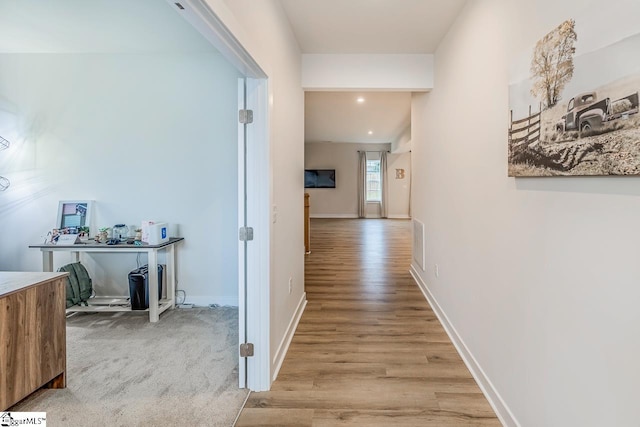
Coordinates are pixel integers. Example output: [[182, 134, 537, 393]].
[[302, 54, 434, 91], [310, 214, 359, 219], [409, 266, 520, 427], [245, 77, 271, 392], [183, 296, 239, 307], [237, 78, 247, 389], [309, 214, 410, 220], [166, 0, 266, 78], [272, 292, 307, 382]]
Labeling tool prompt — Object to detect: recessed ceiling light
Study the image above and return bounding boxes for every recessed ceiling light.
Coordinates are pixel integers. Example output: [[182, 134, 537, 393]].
[[357, 97, 365, 103], [368, 131, 373, 135]]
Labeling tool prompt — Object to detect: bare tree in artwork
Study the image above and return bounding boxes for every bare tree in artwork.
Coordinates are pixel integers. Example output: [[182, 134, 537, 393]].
[[530, 19, 577, 109]]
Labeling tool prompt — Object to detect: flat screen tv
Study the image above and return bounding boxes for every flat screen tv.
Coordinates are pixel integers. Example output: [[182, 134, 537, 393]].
[[305, 169, 336, 188]]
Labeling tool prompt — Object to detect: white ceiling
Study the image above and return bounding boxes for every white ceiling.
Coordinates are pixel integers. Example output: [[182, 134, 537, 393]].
[[280, 0, 467, 145], [279, 0, 467, 54], [0, 0, 216, 53], [305, 92, 411, 144], [0, 0, 466, 147]]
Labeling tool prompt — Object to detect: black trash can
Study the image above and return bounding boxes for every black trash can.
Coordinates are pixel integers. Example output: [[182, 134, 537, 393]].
[[128, 264, 164, 310]]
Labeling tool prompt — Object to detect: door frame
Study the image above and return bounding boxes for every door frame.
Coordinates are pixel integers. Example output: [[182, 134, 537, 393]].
[[244, 77, 270, 391], [168, 0, 271, 391]]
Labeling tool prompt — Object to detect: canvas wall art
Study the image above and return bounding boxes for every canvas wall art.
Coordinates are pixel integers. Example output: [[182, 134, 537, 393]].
[[508, 15, 640, 176]]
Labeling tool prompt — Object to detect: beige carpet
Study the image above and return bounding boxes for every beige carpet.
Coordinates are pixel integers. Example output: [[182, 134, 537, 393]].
[[11, 307, 248, 426]]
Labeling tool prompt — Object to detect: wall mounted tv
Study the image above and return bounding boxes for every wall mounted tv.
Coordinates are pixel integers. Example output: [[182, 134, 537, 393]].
[[305, 169, 336, 188]]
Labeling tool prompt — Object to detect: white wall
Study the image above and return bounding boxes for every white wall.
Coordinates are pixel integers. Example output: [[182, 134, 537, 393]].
[[411, 0, 640, 426], [387, 152, 411, 219], [302, 54, 434, 91], [213, 0, 305, 382], [392, 125, 411, 153], [305, 142, 410, 219], [0, 52, 241, 306]]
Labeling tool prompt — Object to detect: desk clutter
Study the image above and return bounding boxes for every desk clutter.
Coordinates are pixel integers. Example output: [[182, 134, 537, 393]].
[[45, 200, 173, 246], [46, 221, 170, 246]]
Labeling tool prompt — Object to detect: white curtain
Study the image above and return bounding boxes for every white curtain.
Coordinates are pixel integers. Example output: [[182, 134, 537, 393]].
[[357, 151, 366, 218], [380, 151, 388, 218]]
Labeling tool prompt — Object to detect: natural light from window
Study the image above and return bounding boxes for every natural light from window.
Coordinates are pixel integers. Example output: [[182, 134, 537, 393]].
[[366, 160, 381, 202]]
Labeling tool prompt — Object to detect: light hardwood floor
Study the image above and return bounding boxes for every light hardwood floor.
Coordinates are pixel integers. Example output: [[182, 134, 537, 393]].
[[236, 219, 500, 426]]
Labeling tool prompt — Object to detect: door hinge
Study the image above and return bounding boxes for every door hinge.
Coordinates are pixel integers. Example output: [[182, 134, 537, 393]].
[[239, 109, 253, 124], [240, 343, 254, 357], [239, 226, 254, 242]]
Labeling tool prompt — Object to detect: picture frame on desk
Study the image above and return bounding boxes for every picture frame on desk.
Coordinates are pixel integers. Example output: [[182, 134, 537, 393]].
[[56, 200, 94, 232]]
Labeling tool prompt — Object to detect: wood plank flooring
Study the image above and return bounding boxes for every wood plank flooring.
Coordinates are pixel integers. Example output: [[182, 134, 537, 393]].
[[236, 219, 500, 426]]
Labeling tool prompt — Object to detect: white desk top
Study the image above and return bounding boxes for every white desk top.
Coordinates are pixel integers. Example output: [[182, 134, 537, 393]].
[[29, 237, 184, 250]]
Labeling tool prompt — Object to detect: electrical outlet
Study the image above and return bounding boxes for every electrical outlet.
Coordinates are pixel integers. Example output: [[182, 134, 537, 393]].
[[434, 264, 439, 278], [288, 276, 292, 294]]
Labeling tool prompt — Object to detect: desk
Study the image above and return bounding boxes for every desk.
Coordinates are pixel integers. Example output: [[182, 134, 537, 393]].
[[1, 272, 67, 410], [29, 237, 184, 323]]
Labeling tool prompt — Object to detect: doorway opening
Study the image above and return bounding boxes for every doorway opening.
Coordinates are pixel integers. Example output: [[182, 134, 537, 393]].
[[303, 91, 412, 221], [170, 0, 272, 391]]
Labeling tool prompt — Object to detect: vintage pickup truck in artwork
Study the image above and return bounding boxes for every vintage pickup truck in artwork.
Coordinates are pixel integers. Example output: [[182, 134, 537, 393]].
[[555, 91, 639, 133]]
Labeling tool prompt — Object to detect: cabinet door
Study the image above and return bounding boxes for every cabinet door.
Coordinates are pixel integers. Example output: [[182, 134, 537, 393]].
[[0, 292, 28, 410], [25, 279, 66, 392]]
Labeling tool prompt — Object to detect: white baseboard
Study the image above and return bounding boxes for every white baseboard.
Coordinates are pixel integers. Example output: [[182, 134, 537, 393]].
[[309, 214, 410, 219], [272, 292, 307, 382], [409, 266, 519, 427], [310, 214, 359, 219], [182, 295, 238, 307]]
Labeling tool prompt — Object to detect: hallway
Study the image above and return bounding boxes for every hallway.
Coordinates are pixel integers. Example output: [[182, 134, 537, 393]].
[[236, 219, 500, 426]]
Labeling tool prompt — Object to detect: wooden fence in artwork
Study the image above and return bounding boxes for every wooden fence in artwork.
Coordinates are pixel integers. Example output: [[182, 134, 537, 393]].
[[509, 104, 542, 147]]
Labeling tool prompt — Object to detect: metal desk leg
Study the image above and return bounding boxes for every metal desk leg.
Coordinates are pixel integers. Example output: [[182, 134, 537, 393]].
[[167, 244, 176, 308], [42, 251, 53, 272], [148, 249, 159, 323]]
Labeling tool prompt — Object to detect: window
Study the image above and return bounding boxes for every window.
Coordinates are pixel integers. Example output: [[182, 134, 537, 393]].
[[366, 159, 381, 202]]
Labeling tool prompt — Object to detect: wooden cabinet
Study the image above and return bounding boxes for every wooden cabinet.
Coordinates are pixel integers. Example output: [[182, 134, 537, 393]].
[[0, 272, 67, 410]]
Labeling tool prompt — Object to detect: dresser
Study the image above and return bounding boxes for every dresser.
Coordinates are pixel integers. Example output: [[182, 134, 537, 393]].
[[0, 272, 68, 410]]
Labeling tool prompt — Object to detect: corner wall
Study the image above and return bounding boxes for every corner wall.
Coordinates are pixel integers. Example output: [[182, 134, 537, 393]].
[[411, 0, 640, 426]]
